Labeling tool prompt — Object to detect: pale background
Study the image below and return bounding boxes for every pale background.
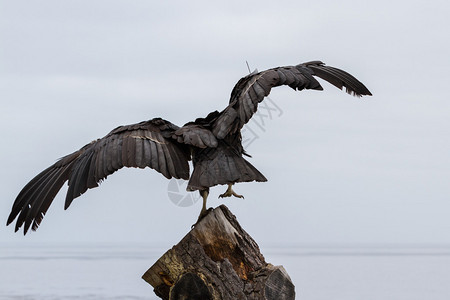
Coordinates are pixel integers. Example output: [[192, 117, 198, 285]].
[[1, 0, 449, 250]]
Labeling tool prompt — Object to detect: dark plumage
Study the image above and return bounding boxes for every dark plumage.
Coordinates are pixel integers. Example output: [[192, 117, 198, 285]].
[[7, 61, 371, 234]]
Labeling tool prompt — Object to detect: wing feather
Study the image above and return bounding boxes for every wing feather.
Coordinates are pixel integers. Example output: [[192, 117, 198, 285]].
[[9, 167, 54, 223], [30, 164, 73, 231], [161, 142, 176, 177], [173, 124, 218, 148], [65, 151, 94, 208], [23, 167, 67, 233], [306, 63, 372, 96], [276, 68, 287, 83], [7, 118, 190, 234], [134, 134, 146, 169], [155, 141, 169, 178], [15, 168, 61, 232], [142, 139, 152, 167], [213, 61, 371, 138], [149, 136, 159, 170], [95, 144, 105, 183]]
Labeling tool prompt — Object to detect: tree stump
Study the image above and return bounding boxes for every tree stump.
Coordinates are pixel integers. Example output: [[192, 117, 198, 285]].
[[142, 205, 295, 300]]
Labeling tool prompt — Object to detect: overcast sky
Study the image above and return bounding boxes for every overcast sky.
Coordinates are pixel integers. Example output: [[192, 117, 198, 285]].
[[1, 0, 449, 249]]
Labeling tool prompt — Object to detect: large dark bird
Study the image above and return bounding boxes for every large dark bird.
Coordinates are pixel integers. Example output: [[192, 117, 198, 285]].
[[7, 61, 371, 234]]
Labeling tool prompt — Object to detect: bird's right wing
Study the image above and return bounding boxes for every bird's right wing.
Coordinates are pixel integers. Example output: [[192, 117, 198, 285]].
[[7, 118, 190, 234], [212, 61, 372, 139]]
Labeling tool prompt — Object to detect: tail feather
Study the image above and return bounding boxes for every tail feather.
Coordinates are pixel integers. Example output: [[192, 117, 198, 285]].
[[187, 145, 266, 191]]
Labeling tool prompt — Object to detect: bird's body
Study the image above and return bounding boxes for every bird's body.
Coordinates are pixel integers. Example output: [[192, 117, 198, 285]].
[[7, 61, 371, 234], [186, 112, 266, 192]]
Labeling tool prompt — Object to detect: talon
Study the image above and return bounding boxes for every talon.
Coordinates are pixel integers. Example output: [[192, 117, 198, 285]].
[[218, 184, 244, 199], [234, 192, 244, 199]]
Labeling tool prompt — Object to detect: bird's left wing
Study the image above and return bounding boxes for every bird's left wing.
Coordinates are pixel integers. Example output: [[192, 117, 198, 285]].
[[212, 61, 372, 139], [7, 118, 190, 234]]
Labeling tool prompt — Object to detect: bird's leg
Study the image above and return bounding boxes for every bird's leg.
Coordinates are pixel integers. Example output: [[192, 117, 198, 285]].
[[200, 189, 208, 217], [218, 184, 244, 199], [192, 188, 211, 227]]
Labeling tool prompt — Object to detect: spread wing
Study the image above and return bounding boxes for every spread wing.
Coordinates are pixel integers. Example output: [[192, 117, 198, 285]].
[[7, 118, 191, 234], [212, 61, 372, 139]]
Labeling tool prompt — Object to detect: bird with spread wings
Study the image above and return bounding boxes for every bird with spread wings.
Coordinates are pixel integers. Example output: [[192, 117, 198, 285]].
[[7, 61, 371, 234]]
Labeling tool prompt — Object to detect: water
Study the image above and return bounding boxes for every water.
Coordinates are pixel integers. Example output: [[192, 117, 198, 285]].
[[1, 244, 449, 299]]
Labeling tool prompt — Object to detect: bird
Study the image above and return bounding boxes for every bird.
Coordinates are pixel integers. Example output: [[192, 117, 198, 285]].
[[7, 60, 371, 234]]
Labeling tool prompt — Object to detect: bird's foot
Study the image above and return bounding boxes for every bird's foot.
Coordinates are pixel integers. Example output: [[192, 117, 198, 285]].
[[191, 207, 213, 229], [218, 184, 245, 199]]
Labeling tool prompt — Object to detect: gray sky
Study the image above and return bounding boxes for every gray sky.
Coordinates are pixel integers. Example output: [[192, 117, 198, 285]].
[[1, 0, 449, 249]]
